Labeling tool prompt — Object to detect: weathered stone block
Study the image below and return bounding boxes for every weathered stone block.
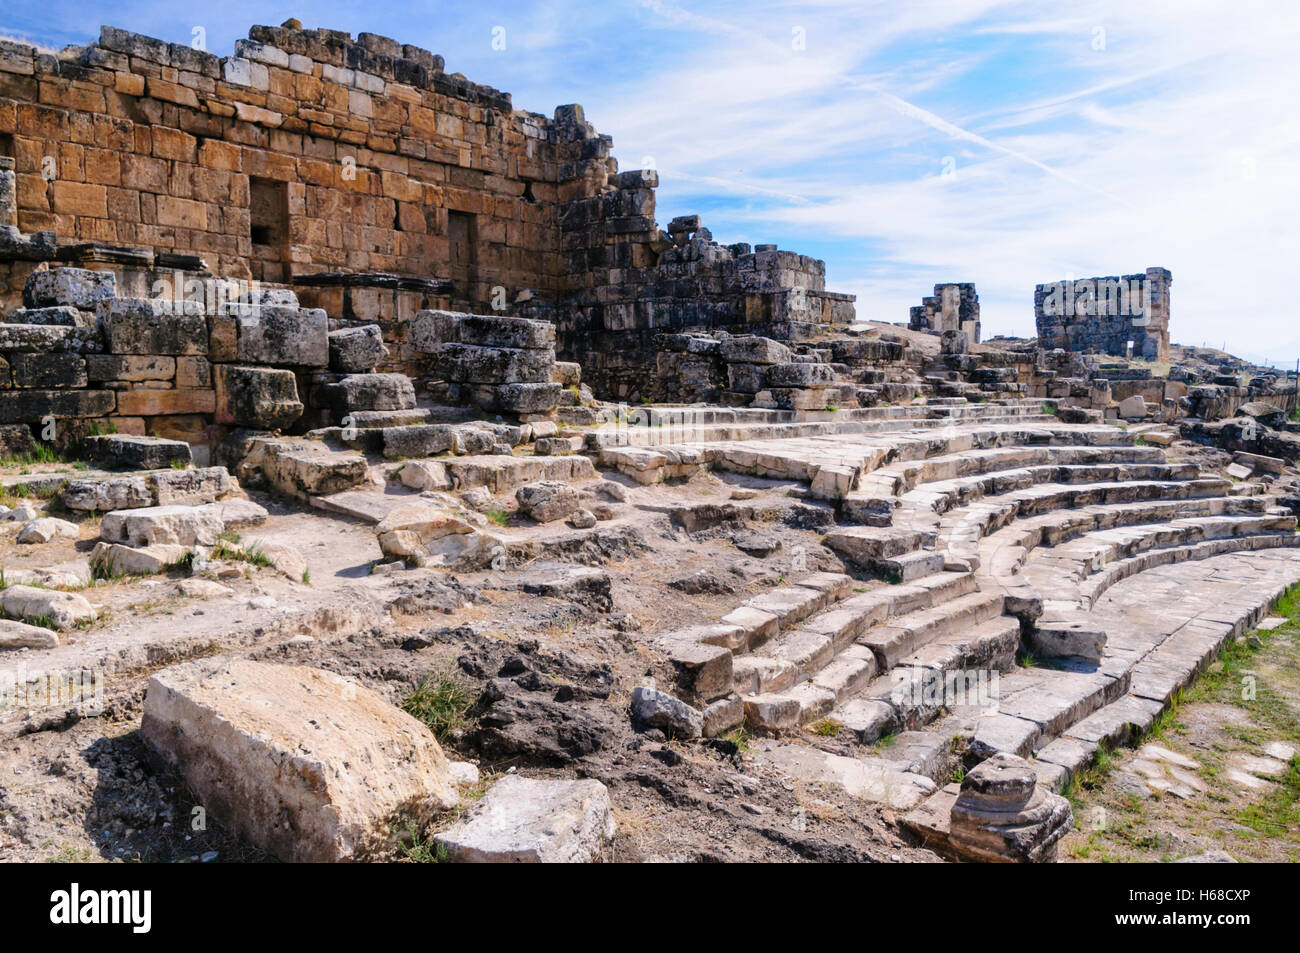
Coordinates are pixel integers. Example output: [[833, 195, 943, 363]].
[[141, 659, 458, 862], [214, 365, 303, 430], [493, 382, 562, 413], [328, 324, 388, 372], [9, 353, 86, 388], [102, 298, 207, 355], [101, 504, 224, 547], [149, 466, 235, 506], [86, 355, 175, 381], [764, 362, 836, 387], [434, 776, 614, 863], [115, 389, 215, 416], [3, 306, 93, 326], [319, 373, 416, 415], [433, 343, 554, 384], [237, 306, 328, 367], [0, 390, 115, 423], [23, 267, 115, 309], [82, 434, 191, 470], [63, 475, 153, 512], [718, 336, 791, 365]]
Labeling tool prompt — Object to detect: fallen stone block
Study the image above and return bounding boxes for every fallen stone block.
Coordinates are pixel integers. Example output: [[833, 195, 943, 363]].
[[90, 541, 193, 576], [630, 685, 703, 738], [149, 467, 236, 506], [1027, 621, 1107, 662], [515, 480, 580, 523], [16, 517, 78, 544], [376, 503, 503, 569], [63, 475, 153, 512], [250, 438, 367, 498], [328, 324, 388, 372], [100, 504, 224, 547], [82, 434, 192, 471], [948, 753, 1072, 863], [319, 373, 416, 415], [718, 336, 791, 365], [398, 459, 450, 491], [1, 585, 96, 629], [0, 618, 59, 650], [141, 659, 458, 862], [434, 775, 614, 863], [23, 267, 114, 309], [214, 364, 304, 430]]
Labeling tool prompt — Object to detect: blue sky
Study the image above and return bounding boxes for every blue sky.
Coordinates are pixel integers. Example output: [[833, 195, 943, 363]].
[[5, 1, 1299, 362]]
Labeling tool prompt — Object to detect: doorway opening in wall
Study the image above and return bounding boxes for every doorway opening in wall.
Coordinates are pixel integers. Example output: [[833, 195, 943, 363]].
[[249, 177, 289, 283], [0, 133, 13, 159], [447, 210, 477, 302]]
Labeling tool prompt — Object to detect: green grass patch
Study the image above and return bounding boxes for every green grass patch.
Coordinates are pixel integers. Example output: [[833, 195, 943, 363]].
[[402, 671, 478, 742], [810, 718, 842, 737], [485, 505, 510, 528]]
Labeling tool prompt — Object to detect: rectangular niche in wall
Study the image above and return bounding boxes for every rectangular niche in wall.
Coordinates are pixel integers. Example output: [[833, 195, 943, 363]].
[[249, 177, 289, 283]]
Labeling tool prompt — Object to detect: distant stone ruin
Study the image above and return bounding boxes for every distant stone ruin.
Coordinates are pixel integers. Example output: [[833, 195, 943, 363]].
[[1034, 267, 1171, 362], [909, 283, 980, 343]]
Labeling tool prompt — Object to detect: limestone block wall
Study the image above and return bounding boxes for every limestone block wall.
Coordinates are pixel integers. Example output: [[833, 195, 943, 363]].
[[1035, 267, 1171, 361], [0, 266, 329, 461], [909, 283, 980, 343], [0, 23, 569, 303]]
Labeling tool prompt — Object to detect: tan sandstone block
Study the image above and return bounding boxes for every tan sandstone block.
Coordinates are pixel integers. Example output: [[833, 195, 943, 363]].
[[115, 388, 215, 416]]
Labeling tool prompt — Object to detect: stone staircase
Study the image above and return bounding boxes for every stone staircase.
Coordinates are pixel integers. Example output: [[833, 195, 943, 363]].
[[646, 409, 1300, 825]]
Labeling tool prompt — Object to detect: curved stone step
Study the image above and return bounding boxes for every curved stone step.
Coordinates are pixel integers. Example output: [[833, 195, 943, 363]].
[[977, 495, 1271, 579]]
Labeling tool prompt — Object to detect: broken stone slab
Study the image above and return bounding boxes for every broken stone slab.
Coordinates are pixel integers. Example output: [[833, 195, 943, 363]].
[[410, 309, 556, 352], [755, 739, 936, 810], [149, 467, 237, 506], [16, 517, 78, 544], [432, 343, 555, 384], [90, 541, 193, 577], [214, 365, 304, 430], [515, 480, 580, 523], [630, 685, 703, 738], [0, 618, 59, 650], [23, 267, 115, 309], [319, 373, 416, 415], [376, 503, 504, 569], [82, 434, 192, 470], [433, 775, 614, 863], [62, 475, 153, 512], [493, 381, 562, 414], [243, 540, 308, 581], [100, 504, 224, 547], [141, 658, 458, 862], [249, 438, 367, 498], [948, 753, 1072, 862], [328, 324, 389, 373], [1, 585, 96, 629], [1026, 620, 1107, 662]]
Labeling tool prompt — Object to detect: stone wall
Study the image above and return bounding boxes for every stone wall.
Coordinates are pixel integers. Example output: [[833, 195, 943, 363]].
[[1035, 267, 1171, 362], [909, 283, 979, 343], [0, 24, 854, 402]]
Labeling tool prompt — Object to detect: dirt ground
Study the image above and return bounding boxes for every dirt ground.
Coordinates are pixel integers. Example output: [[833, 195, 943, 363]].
[[0, 464, 939, 863]]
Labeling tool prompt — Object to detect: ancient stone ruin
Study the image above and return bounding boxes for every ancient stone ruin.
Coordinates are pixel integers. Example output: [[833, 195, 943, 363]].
[[0, 20, 1297, 868]]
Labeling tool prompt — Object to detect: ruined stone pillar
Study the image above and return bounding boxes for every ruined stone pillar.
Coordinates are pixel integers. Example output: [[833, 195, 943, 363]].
[[0, 157, 16, 228]]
